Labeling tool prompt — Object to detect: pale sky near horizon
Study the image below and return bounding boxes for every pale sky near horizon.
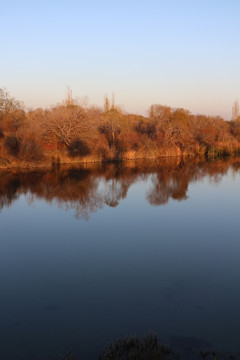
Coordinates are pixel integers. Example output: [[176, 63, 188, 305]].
[[1, 0, 239, 119]]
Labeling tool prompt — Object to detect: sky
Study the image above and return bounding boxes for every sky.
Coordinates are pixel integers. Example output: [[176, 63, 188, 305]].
[[1, 0, 239, 119]]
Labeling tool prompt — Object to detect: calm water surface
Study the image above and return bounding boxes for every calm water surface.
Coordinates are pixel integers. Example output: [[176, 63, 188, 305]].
[[1, 158, 240, 359]]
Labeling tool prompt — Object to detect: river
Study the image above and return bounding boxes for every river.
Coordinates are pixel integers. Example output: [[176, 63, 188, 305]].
[[1, 157, 240, 359]]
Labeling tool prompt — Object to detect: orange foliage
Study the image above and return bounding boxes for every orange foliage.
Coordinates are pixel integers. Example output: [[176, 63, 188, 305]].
[[1, 87, 240, 165]]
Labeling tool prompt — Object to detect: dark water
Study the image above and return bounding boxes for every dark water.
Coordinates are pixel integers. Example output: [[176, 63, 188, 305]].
[[1, 157, 240, 359]]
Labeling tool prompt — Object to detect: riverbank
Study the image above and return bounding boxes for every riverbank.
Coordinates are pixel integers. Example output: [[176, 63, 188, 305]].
[[1, 145, 239, 171]]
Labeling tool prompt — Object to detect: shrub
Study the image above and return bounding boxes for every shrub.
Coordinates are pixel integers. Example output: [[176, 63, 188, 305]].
[[68, 139, 91, 157], [4, 135, 20, 156], [99, 334, 172, 360], [19, 138, 44, 162]]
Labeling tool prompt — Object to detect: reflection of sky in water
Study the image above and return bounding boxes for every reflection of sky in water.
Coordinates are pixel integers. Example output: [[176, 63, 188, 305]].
[[1, 162, 240, 359]]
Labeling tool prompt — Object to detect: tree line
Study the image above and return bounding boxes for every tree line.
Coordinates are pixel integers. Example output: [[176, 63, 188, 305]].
[[1, 88, 240, 166]]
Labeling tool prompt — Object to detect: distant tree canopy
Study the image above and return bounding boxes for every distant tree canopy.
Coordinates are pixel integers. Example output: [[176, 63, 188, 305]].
[[0, 88, 240, 164]]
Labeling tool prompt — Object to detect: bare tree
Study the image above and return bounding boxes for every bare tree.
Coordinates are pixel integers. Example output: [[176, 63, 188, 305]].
[[98, 108, 122, 149], [0, 88, 24, 133], [111, 92, 115, 109], [104, 96, 110, 113], [42, 105, 91, 147], [232, 99, 239, 121], [0, 88, 23, 113], [149, 104, 171, 122], [65, 86, 74, 106]]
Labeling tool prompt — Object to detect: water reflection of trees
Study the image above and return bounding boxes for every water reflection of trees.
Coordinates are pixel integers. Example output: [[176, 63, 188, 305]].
[[0, 157, 239, 219]]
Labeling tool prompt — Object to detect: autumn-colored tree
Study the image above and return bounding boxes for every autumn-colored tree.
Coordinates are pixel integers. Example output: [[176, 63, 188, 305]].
[[149, 104, 171, 123], [0, 88, 25, 134], [98, 108, 122, 149], [1, 87, 240, 164], [0, 88, 23, 113], [42, 105, 90, 148]]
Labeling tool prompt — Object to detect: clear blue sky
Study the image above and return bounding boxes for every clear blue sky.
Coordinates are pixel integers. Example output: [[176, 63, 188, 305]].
[[1, 0, 239, 119]]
